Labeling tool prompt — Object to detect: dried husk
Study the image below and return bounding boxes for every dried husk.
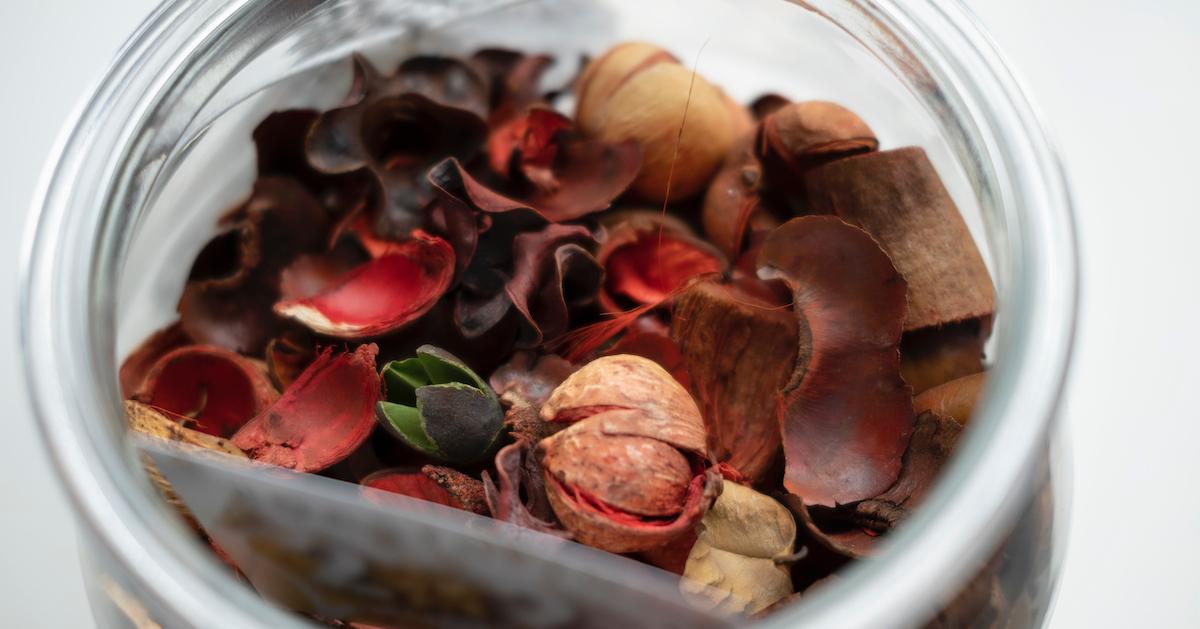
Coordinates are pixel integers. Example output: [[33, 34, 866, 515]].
[[537, 355, 720, 553], [681, 482, 796, 615], [803, 147, 995, 332], [670, 278, 799, 485], [595, 210, 727, 313], [701, 134, 772, 259], [914, 372, 987, 425], [232, 344, 380, 472], [132, 345, 279, 438], [119, 322, 190, 398], [757, 216, 914, 507]]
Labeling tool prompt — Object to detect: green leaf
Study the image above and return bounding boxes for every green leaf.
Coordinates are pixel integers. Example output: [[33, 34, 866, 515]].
[[376, 400, 440, 457], [374, 345, 504, 464]]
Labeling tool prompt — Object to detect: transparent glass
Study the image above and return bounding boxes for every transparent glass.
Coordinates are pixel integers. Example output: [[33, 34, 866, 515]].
[[20, 0, 1077, 627]]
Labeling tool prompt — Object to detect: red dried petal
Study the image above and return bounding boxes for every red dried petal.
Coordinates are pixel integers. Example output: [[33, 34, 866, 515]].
[[361, 468, 456, 507], [232, 344, 379, 472], [487, 107, 572, 181], [757, 216, 914, 507], [274, 231, 454, 339], [132, 345, 278, 438], [597, 212, 726, 313], [119, 322, 190, 398]]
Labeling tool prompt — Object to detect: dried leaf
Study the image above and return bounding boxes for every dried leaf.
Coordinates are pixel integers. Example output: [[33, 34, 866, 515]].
[[681, 483, 795, 615], [802, 147, 995, 332], [232, 344, 380, 472], [757, 216, 913, 507], [132, 345, 278, 438], [274, 231, 454, 339], [671, 278, 799, 484]]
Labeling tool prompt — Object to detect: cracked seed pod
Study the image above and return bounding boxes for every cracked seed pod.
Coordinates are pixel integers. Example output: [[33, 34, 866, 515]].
[[575, 42, 735, 201], [537, 354, 721, 553]]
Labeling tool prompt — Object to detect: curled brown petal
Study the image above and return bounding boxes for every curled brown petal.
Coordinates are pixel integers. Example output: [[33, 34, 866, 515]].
[[133, 344, 278, 438], [232, 344, 379, 473], [758, 216, 913, 507], [504, 223, 603, 347], [482, 440, 568, 537]]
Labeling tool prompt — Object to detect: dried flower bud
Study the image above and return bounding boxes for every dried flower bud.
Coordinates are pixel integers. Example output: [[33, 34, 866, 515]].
[[681, 482, 796, 615], [537, 355, 720, 553], [375, 345, 504, 464], [575, 43, 735, 201]]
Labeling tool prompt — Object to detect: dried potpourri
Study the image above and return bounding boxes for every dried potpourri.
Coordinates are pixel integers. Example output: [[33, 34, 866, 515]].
[[120, 39, 996, 621]]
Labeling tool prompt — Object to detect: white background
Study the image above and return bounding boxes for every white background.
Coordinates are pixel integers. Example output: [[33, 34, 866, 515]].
[[1, 0, 1198, 627]]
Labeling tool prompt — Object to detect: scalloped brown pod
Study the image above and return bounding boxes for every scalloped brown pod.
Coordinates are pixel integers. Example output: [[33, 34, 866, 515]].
[[119, 322, 190, 398], [274, 231, 454, 339], [784, 411, 962, 559], [133, 344, 278, 438], [232, 344, 380, 472], [803, 147, 995, 333], [537, 355, 721, 553], [305, 54, 490, 239], [596, 210, 727, 314], [671, 278, 799, 485], [757, 216, 914, 507]]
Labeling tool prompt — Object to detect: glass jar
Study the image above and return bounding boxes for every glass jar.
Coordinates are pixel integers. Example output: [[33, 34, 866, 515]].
[[19, 0, 1077, 627]]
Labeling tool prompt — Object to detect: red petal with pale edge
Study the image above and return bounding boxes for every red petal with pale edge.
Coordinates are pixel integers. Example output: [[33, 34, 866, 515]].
[[232, 344, 379, 472], [361, 468, 456, 507], [757, 216, 913, 507], [274, 231, 454, 339]]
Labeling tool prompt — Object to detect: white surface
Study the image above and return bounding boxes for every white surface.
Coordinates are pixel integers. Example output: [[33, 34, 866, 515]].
[[1, 1, 1198, 627]]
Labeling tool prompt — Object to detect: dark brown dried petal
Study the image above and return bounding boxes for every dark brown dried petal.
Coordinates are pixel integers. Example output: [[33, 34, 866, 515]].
[[482, 440, 568, 537], [253, 109, 373, 215], [504, 223, 603, 346], [469, 48, 555, 123], [803, 147, 995, 332], [702, 135, 768, 259], [758, 216, 913, 507]]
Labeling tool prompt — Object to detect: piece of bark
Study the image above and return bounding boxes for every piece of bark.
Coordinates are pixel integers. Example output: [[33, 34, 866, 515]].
[[803, 147, 994, 332], [671, 279, 799, 485]]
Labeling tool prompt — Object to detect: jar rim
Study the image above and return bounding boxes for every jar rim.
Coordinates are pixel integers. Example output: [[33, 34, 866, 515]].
[[19, 0, 1077, 627]]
